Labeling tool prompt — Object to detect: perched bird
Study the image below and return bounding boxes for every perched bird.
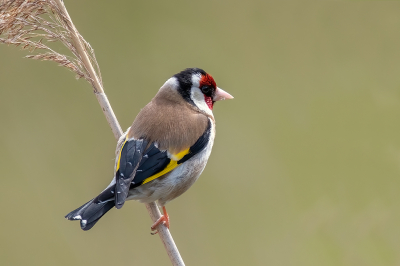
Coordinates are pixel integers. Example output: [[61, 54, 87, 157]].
[[65, 68, 233, 231]]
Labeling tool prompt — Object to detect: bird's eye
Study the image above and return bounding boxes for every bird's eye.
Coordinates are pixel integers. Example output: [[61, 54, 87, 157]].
[[201, 86, 211, 94]]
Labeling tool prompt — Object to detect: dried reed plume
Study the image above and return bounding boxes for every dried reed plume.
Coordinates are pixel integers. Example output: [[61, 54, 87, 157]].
[[0, 0, 101, 88], [0, 1, 185, 265]]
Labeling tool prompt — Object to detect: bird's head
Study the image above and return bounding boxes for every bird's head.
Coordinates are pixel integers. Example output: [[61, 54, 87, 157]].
[[158, 68, 233, 116]]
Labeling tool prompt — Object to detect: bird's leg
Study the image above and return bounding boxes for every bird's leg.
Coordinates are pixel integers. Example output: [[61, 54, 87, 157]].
[[150, 206, 170, 234]]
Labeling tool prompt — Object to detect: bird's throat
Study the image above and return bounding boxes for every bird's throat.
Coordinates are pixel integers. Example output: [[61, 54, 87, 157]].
[[204, 95, 213, 110]]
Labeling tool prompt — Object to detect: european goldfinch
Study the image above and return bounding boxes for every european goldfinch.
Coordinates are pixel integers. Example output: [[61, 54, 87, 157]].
[[65, 68, 233, 231]]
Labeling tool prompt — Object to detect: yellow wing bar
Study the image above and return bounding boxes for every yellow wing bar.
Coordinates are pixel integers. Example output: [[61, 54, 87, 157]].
[[142, 148, 189, 184], [116, 139, 127, 172]]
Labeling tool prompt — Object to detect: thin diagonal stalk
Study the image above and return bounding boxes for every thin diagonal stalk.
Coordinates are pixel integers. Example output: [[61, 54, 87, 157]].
[[52, 1, 185, 265], [53, 0, 122, 139]]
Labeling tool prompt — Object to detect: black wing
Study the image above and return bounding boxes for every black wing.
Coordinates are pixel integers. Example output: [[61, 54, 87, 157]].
[[131, 142, 171, 186], [115, 138, 147, 208], [114, 120, 212, 209]]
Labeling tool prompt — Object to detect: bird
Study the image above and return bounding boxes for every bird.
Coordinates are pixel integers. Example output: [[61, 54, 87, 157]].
[[65, 68, 234, 232]]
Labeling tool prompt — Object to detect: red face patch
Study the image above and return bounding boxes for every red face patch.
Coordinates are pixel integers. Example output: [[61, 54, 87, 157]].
[[199, 74, 217, 89], [200, 74, 217, 110]]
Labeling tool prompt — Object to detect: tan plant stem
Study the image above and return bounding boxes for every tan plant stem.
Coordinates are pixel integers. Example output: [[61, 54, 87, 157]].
[[53, 0, 122, 139], [146, 202, 185, 266], [52, 1, 185, 265], [94, 92, 123, 140]]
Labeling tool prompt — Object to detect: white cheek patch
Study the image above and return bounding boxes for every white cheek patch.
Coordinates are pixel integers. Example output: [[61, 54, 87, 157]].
[[191, 87, 212, 113], [190, 74, 214, 116]]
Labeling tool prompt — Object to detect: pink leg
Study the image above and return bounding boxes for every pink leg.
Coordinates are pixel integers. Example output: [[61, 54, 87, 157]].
[[151, 206, 170, 234]]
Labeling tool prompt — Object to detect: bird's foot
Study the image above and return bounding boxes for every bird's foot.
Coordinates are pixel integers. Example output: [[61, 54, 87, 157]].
[[150, 206, 169, 235]]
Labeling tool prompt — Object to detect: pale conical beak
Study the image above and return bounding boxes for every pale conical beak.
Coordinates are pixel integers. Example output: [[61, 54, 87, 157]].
[[213, 87, 234, 101]]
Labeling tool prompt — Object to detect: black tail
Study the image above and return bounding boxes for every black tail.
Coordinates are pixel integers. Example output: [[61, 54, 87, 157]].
[[65, 186, 116, 231]]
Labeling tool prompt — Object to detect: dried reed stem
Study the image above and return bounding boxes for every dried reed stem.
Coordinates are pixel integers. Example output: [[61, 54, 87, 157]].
[[0, 1, 185, 265], [145, 202, 185, 266], [52, 0, 122, 140]]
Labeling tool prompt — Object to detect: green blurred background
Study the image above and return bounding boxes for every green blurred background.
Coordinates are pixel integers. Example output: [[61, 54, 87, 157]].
[[1, 1, 400, 265]]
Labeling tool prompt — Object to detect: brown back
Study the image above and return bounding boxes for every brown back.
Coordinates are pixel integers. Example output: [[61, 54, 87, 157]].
[[128, 86, 209, 154]]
